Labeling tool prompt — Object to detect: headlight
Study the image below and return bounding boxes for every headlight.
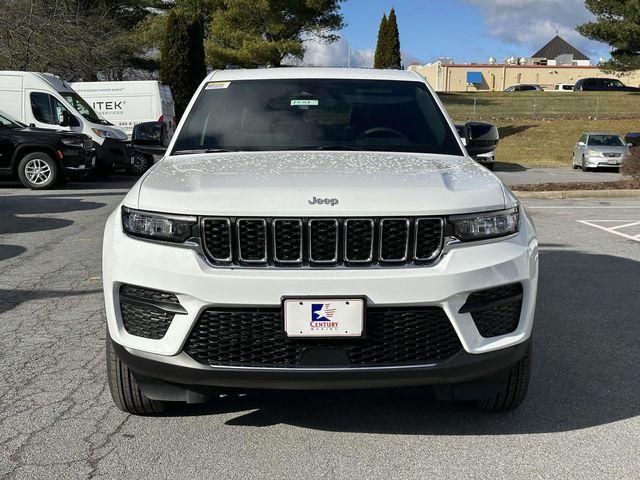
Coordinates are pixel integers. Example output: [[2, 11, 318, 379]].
[[121, 207, 196, 243], [586, 149, 602, 157], [91, 128, 118, 139], [449, 207, 519, 242], [60, 137, 84, 147]]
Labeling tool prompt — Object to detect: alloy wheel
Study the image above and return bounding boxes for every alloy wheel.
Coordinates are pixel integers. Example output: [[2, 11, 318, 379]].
[[24, 158, 52, 185]]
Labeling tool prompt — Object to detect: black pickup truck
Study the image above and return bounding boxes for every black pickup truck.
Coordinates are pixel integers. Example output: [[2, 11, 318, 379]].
[[0, 110, 94, 189]]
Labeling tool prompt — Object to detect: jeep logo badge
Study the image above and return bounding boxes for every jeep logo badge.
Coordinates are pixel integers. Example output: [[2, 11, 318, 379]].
[[308, 196, 339, 206]]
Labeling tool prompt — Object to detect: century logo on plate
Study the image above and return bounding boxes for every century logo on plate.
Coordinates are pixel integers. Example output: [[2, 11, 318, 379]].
[[310, 303, 339, 330]]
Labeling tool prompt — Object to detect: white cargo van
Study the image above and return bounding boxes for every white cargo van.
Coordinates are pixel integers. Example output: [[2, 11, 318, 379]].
[[0, 71, 129, 174], [70, 81, 176, 138]]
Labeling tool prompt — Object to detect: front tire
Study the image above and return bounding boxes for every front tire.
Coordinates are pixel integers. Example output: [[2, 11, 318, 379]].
[[17, 153, 59, 189], [126, 152, 153, 175], [106, 335, 167, 415], [476, 344, 531, 412]]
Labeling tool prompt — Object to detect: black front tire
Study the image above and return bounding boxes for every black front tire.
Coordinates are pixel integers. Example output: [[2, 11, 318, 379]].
[[17, 152, 59, 190], [106, 335, 167, 415], [476, 344, 531, 412], [126, 152, 153, 175]]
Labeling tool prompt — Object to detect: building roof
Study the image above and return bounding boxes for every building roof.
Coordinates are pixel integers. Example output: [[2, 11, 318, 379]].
[[532, 35, 589, 61]]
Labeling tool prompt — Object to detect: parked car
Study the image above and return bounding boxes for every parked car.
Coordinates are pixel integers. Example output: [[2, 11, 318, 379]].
[[574, 78, 640, 92], [455, 123, 498, 170], [0, 110, 94, 189], [504, 84, 543, 92], [550, 84, 574, 92], [572, 132, 630, 170], [103, 67, 538, 416], [0, 71, 128, 175], [624, 132, 640, 147]]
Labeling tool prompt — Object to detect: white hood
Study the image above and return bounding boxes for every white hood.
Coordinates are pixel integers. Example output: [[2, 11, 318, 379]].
[[136, 151, 507, 216]]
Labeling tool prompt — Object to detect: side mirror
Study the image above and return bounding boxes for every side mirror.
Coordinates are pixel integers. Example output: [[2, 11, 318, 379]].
[[460, 122, 499, 156], [132, 121, 168, 156], [59, 111, 80, 128], [577, 141, 585, 147]]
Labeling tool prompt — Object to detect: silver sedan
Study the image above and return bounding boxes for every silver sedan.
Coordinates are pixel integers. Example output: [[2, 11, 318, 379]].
[[572, 132, 630, 171]]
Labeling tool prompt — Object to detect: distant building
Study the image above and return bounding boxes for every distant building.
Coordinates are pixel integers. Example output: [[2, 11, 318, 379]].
[[408, 35, 640, 92], [530, 35, 591, 66]]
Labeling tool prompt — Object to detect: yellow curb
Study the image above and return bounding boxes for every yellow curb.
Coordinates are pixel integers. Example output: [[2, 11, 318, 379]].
[[514, 189, 640, 199]]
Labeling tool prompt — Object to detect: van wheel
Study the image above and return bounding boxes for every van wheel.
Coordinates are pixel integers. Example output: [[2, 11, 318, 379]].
[[106, 334, 167, 415], [476, 345, 531, 412], [18, 153, 59, 189], [126, 152, 153, 175]]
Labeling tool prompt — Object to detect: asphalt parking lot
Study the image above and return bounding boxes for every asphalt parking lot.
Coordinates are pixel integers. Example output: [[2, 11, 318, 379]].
[[1, 176, 639, 479]]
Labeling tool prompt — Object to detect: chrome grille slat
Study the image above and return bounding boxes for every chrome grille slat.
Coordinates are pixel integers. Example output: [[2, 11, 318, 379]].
[[308, 219, 339, 263], [237, 218, 268, 264], [414, 218, 444, 261], [344, 219, 374, 263], [201, 217, 443, 267], [273, 219, 303, 263], [379, 218, 410, 262]]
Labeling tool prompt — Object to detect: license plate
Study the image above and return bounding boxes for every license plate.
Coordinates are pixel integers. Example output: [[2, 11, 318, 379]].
[[283, 298, 365, 338], [608, 159, 618, 165]]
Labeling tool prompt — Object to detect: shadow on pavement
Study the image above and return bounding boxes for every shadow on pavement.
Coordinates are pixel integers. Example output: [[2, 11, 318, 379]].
[[0, 194, 105, 235], [0, 245, 27, 261], [170, 250, 640, 435], [494, 162, 528, 172], [0, 288, 103, 316]]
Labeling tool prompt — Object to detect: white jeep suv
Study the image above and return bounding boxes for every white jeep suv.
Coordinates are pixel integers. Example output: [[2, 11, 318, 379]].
[[103, 68, 538, 415]]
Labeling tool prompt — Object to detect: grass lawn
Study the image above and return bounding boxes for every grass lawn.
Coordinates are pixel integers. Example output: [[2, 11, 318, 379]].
[[439, 92, 640, 167], [492, 119, 639, 167]]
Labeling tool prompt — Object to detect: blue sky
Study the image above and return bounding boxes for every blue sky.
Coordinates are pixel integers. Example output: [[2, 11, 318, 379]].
[[301, 0, 611, 67]]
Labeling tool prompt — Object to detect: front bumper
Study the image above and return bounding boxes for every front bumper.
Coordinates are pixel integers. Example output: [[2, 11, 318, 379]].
[[113, 339, 530, 393], [103, 206, 538, 389], [94, 138, 129, 167], [61, 148, 95, 171], [585, 155, 623, 167]]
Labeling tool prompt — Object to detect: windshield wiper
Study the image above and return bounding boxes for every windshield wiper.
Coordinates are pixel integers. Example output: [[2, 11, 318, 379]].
[[172, 148, 236, 155]]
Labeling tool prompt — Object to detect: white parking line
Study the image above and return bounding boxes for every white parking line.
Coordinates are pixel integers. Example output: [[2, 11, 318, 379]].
[[577, 220, 640, 243], [610, 221, 640, 230]]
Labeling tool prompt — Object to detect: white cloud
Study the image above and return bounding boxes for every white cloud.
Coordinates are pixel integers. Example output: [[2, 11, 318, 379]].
[[293, 36, 374, 68], [464, 0, 609, 59], [287, 37, 422, 69]]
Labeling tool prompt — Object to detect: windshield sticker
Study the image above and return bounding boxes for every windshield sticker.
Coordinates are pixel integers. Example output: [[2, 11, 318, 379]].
[[206, 81, 231, 90], [290, 99, 319, 106]]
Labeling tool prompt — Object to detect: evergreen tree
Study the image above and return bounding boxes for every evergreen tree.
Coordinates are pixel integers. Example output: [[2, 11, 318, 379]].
[[374, 13, 389, 68], [577, 0, 640, 72], [160, 11, 206, 119], [386, 8, 402, 68]]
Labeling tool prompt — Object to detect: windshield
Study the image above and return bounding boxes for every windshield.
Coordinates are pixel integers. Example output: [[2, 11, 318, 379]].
[[172, 79, 462, 156], [0, 111, 25, 129], [588, 135, 625, 147], [59, 91, 104, 124]]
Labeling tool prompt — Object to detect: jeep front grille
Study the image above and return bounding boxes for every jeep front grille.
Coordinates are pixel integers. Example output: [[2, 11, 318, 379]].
[[201, 217, 444, 267]]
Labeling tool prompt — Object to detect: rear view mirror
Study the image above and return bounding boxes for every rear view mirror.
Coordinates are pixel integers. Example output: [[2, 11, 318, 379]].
[[132, 121, 168, 156], [459, 122, 499, 156]]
